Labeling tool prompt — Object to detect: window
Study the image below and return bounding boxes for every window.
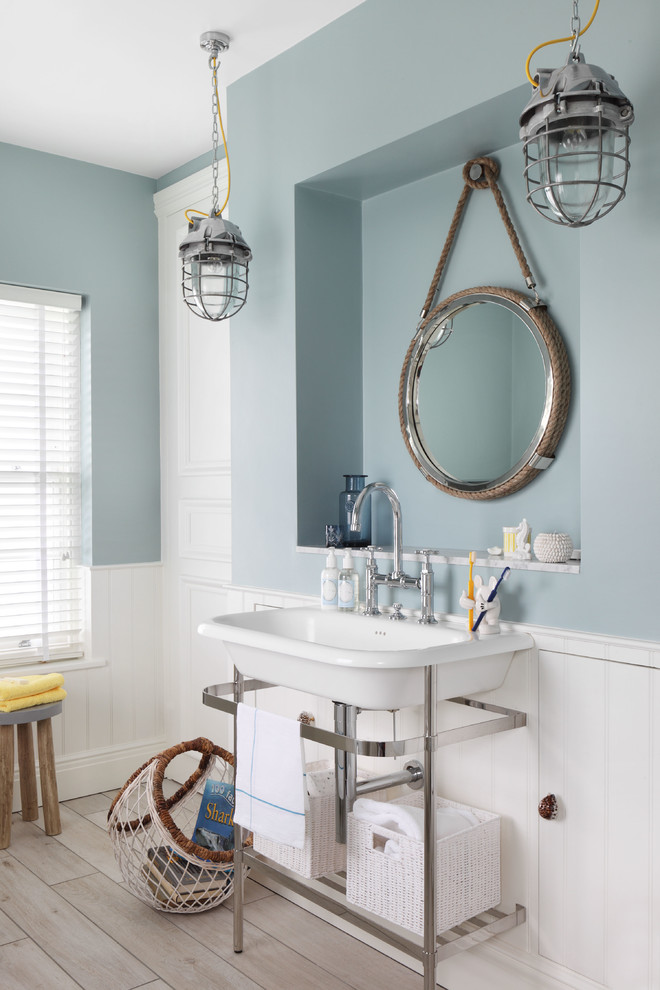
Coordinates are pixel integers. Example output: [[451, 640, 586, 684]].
[[0, 284, 83, 666]]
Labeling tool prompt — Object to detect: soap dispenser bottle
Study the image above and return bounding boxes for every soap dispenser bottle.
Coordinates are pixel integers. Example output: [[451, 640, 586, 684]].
[[338, 549, 359, 612], [321, 549, 339, 609]]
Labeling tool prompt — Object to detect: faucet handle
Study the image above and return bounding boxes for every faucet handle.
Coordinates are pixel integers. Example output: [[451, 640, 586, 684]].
[[390, 602, 406, 621], [417, 550, 438, 625]]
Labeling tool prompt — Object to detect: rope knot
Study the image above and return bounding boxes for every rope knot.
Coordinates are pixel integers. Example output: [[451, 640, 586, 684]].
[[463, 156, 499, 190]]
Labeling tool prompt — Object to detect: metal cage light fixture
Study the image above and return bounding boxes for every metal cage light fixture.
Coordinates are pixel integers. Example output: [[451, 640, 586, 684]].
[[179, 32, 252, 321], [519, 0, 633, 228]]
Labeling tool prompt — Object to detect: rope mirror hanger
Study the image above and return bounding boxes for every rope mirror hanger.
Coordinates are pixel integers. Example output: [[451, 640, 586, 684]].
[[399, 157, 571, 500]]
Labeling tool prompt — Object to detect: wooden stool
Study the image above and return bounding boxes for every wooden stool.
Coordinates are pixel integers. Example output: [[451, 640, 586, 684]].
[[0, 701, 63, 849]]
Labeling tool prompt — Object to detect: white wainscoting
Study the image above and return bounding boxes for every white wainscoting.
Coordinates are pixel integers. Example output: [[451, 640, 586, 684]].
[[9, 562, 164, 809], [204, 583, 660, 990]]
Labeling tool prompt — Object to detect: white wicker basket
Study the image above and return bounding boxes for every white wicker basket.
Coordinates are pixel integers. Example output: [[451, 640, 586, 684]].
[[346, 792, 500, 935], [254, 761, 367, 879], [107, 737, 249, 914]]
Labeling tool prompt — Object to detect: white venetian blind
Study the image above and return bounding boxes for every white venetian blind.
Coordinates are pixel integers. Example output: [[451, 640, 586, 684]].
[[0, 284, 83, 665]]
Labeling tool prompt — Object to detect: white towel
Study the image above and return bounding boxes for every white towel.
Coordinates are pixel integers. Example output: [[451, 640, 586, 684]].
[[352, 798, 479, 853], [234, 703, 307, 849]]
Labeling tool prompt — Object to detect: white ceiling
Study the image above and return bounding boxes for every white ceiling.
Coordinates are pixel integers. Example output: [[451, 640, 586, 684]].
[[1, 0, 365, 178]]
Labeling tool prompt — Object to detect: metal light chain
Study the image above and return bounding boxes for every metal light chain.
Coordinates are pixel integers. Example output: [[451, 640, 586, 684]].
[[570, 0, 581, 54], [210, 55, 220, 217]]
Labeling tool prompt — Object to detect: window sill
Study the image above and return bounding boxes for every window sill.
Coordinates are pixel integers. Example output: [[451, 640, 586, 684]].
[[0, 656, 108, 675]]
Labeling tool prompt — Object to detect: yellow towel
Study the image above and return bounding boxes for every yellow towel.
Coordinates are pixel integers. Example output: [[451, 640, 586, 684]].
[[0, 687, 67, 713], [0, 672, 65, 702]]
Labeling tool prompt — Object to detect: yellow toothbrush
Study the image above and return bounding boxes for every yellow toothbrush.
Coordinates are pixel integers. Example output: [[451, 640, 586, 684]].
[[467, 551, 476, 632]]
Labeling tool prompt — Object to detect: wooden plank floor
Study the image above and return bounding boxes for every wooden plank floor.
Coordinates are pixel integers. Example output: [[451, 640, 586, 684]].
[[0, 789, 423, 990]]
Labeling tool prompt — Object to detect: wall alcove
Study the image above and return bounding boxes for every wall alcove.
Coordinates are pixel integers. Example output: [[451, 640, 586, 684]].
[[295, 85, 580, 555]]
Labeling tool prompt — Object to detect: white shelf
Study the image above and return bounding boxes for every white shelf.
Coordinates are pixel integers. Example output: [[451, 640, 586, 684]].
[[297, 545, 580, 574]]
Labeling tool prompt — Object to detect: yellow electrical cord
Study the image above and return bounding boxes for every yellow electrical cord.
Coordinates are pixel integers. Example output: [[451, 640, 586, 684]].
[[185, 57, 231, 223], [525, 0, 600, 87]]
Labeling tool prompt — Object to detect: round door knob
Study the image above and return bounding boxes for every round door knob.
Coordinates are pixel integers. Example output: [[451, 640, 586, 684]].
[[538, 794, 558, 820]]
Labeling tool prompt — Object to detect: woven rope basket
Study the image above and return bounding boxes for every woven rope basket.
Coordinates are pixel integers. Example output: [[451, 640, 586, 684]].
[[107, 736, 250, 914]]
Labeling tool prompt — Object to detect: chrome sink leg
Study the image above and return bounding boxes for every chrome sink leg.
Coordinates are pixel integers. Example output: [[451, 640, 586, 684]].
[[423, 664, 438, 989], [233, 667, 245, 953], [334, 702, 357, 844]]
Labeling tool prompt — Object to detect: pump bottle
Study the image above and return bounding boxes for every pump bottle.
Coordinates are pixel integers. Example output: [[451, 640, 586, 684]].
[[338, 549, 359, 612], [321, 549, 339, 609]]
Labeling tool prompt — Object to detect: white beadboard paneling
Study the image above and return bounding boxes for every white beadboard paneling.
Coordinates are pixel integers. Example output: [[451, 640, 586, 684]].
[[95, 564, 163, 750], [488, 649, 535, 953], [86, 567, 114, 750], [531, 623, 660, 673], [653, 673, 660, 990], [108, 568, 136, 744], [58, 669, 89, 758], [607, 643, 653, 667], [180, 577, 233, 750], [538, 651, 567, 968], [130, 564, 163, 743], [88, 566, 111, 661], [87, 662, 114, 752], [7, 564, 163, 812], [604, 663, 653, 990], [563, 656, 606, 983]]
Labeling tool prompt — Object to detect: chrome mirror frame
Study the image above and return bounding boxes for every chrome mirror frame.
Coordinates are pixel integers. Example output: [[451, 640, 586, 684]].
[[399, 286, 571, 499]]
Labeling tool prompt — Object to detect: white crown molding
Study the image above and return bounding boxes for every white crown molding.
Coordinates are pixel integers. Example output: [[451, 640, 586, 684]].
[[153, 162, 228, 219]]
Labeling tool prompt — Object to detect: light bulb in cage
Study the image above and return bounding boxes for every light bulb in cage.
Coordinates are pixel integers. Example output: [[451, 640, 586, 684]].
[[180, 214, 251, 321], [520, 53, 633, 227]]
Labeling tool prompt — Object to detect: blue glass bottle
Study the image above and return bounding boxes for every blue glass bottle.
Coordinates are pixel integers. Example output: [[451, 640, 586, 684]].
[[338, 474, 370, 547]]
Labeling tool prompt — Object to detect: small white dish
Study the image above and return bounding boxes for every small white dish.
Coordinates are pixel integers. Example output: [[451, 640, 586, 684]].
[[487, 546, 502, 556]]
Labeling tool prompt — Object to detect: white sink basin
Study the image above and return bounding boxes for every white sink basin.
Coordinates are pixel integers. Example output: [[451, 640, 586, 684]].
[[198, 606, 533, 710]]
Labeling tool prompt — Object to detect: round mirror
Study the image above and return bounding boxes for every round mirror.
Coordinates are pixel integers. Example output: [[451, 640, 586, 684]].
[[399, 287, 570, 499]]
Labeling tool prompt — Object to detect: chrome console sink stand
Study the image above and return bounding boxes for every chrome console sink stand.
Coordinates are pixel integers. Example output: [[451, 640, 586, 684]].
[[203, 673, 527, 990]]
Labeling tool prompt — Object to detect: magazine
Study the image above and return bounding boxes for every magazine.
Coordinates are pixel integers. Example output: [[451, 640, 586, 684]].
[[192, 778, 235, 853], [143, 846, 230, 902]]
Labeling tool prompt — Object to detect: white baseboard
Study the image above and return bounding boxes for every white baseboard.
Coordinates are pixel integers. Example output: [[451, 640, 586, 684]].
[[10, 737, 168, 812]]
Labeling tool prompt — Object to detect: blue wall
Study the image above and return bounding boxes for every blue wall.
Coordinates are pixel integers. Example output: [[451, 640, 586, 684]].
[[224, 0, 660, 639], [0, 142, 160, 565]]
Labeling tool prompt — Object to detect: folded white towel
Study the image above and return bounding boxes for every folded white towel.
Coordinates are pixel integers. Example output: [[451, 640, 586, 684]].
[[234, 703, 307, 849], [352, 798, 479, 849]]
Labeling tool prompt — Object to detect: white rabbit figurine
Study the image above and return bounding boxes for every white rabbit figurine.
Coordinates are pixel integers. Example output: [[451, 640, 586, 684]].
[[459, 574, 501, 634]]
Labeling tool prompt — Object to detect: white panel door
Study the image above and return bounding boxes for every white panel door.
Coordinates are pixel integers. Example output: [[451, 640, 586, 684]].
[[538, 650, 659, 989]]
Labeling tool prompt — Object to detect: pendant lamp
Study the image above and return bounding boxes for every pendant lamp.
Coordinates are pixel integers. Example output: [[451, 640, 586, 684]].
[[179, 32, 252, 321], [519, 0, 633, 228]]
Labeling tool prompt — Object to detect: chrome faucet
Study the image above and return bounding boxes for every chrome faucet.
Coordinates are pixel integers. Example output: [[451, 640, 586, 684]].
[[350, 483, 438, 623]]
